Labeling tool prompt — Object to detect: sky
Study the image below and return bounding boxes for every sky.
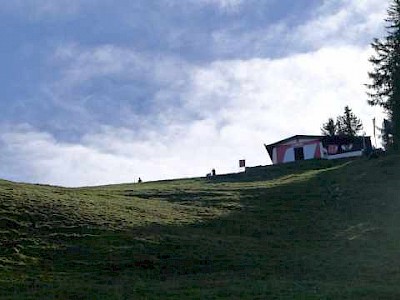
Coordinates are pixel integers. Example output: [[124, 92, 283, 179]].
[[0, 0, 389, 187]]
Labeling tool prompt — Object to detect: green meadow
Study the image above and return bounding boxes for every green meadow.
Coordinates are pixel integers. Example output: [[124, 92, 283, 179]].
[[1, 155, 400, 299]]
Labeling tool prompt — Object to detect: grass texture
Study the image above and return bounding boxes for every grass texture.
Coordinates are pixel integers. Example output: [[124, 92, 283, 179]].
[[0, 155, 399, 299]]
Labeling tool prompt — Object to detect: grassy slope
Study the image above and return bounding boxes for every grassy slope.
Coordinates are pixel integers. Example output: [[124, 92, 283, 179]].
[[0, 155, 400, 299]]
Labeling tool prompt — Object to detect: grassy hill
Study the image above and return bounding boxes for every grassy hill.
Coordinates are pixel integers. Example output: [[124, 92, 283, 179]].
[[1, 155, 400, 299]]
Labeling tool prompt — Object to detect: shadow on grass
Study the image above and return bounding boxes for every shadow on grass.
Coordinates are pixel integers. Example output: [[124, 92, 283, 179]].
[[2, 156, 400, 298], [210, 158, 351, 183]]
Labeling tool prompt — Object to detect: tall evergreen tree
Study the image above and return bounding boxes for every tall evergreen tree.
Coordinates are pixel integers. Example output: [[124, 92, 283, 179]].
[[367, 0, 400, 150], [321, 118, 336, 136], [336, 106, 363, 137]]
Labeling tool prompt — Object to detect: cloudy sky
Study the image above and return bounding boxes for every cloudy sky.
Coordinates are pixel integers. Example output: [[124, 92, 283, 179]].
[[0, 0, 389, 186]]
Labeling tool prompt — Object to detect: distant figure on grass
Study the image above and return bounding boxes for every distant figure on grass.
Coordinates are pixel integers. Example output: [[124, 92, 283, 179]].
[[206, 169, 216, 179], [138, 177, 142, 183]]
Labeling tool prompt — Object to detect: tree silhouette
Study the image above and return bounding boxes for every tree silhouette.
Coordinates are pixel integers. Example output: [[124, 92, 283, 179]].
[[336, 106, 363, 137], [367, 0, 400, 150], [321, 118, 336, 136], [321, 106, 363, 137]]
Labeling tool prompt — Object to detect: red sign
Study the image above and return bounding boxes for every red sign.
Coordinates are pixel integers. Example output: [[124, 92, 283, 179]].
[[239, 159, 245, 168]]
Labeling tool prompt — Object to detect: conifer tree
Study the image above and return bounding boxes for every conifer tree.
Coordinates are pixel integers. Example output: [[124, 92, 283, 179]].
[[336, 106, 363, 137], [367, 0, 400, 150], [321, 118, 336, 136]]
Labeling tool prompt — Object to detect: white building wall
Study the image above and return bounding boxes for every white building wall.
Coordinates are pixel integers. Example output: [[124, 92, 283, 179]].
[[270, 137, 323, 164], [327, 150, 363, 160], [283, 148, 295, 163], [303, 144, 317, 160], [272, 148, 278, 164]]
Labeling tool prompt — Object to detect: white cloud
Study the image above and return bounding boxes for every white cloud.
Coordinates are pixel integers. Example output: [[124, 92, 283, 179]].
[[294, 0, 388, 48], [0, 123, 231, 187], [45, 43, 193, 128], [210, 0, 388, 57], [52, 44, 147, 87], [0, 0, 388, 186], [183, 45, 382, 145], [211, 22, 288, 58], [0, 45, 384, 187]]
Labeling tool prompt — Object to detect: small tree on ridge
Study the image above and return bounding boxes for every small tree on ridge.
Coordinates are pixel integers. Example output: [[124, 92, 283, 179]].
[[336, 106, 363, 137], [321, 118, 336, 136], [321, 106, 363, 137]]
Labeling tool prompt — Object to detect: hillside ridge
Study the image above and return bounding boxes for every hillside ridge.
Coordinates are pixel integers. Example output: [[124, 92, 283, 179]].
[[1, 155, 399, 299]]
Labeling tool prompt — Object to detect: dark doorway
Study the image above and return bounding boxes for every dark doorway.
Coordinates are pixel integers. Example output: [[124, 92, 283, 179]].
[[294, 147, 304, 161]]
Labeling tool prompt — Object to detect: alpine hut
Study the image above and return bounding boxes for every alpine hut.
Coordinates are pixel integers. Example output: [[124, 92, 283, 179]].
[[265, 135, 372, 165]]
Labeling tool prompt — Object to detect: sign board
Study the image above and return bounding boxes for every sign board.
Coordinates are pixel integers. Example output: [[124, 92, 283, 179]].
[[239, 159, 245, 168]]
